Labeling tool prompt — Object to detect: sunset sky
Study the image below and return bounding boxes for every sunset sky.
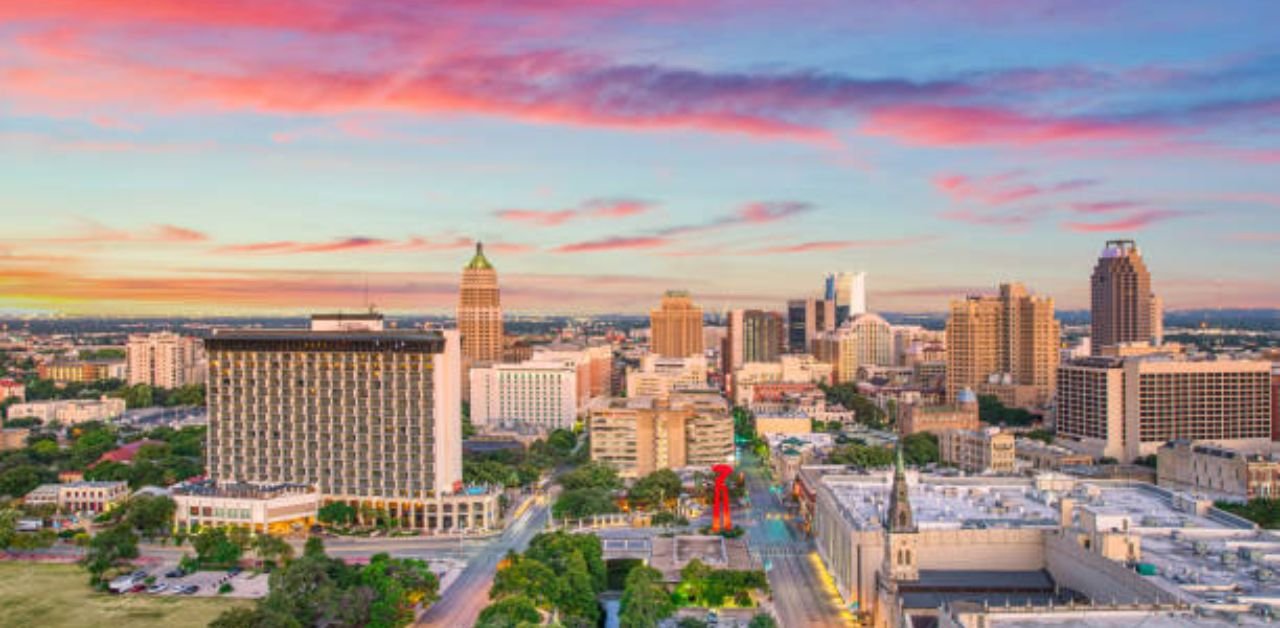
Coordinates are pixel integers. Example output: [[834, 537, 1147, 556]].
[[1, 1, 1278, 315]]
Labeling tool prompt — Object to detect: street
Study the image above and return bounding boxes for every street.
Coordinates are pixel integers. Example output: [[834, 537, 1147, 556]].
[[739, 448, 854, 628], [415, 494, 551, 627]]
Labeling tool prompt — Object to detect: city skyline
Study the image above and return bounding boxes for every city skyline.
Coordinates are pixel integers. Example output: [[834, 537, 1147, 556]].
[[3, 2, 1280, 315]]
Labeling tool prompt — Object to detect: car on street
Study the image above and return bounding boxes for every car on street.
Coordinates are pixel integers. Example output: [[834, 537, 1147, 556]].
[[147, 583, 167, 594], [178, 585, 199, 595], [228, 566, 243, 576], [129, 583, 148, 593], [165, 569, 185, 578]]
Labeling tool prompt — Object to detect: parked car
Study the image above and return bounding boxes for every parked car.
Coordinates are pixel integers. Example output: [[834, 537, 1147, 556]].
[[129, 583, 148, 593], [147, 584, 167, 594], [227, 566, 243, 576], [164, 568, 186, 578], [108, 574, 146, 594], [130, 570, 148, 579], [179, 585, 199, 595]]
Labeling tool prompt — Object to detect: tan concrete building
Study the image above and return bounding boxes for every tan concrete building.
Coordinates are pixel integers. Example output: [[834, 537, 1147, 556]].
[[39, 359, 126, 383], [1090, 239, 1155, 354], [127, 331, 205, 388], [1157, 440, 1280, 501], [458, 243, 504, 365], [6, 396, 126, 425], [173, 482, 320, 535], [1014, 438, 1094, 470], [23, 481, 128, 514], [898, 390, 980, 436], [1056, 355, 1273, 461], [945, 283, 1059, 407], [626, 354, 706, 399], [731, 354, 833, 405], [832, 313, 894, 383], [205, 315, 472, 531], [0, 427, 29, 451], [754, 412, 813, 436], [723, 309, 784, 375], [588, 392, 733, 478], [939, 427, 1016, 473], [650, 291, 704, 358]]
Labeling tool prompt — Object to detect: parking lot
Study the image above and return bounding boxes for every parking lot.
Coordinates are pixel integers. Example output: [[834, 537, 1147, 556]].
[[137, 562, 270, 599]]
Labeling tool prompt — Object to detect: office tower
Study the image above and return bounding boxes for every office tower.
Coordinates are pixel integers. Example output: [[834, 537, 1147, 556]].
[[1057, 355, 1273, 461], [1150, 293, 1164, 346], [787, 297, 836, 353], [127, 331, 206, 388], [945, 283, 1060, 406], [834, 313, 894, 383], [1090, 239, 1153, 354], [724, 309, 784, 374], [458, 242, 504, 364], [205, 313, 462, 499], [650, 290, 704, 358], [825, 271, 868, 326], [469, 360, 579, 433], [588, 392, 733, 478]]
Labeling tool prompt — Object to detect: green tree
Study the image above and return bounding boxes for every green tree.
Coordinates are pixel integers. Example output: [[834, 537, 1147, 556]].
[[0, 464, 50, 498], [115, 384, 154, 409], [193, 527, 244, 566], [977, 395, 1037, 427], [558, 461, 621, 491], [748, 614, 778, 628], [827, 443, 894, 468], [318, 501, 357, 526], [0, 507, 19, 549], [124, 494, 176, 539], [553, 488, 618, 519], [253, 533, 294, 569], [477, 595, 542, 627], [491, 555, 562, 608], [81, 523, 139, 584], [901, 432, 939, 466], [629, 469, 682, 510], [620, 565, 673, 628]]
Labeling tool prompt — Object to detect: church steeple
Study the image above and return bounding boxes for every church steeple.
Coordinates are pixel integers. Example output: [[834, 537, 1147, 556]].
[[887, 442, 915, 533]]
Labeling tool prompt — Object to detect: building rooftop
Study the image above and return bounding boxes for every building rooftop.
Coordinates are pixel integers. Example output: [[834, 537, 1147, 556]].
[[172, 480, 317, 499]]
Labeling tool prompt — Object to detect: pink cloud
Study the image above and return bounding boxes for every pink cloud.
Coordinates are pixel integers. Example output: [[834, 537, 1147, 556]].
[[1069, 200, 1142, 214], [34, 220, 209, 244], [751, 237, 934, 254], [864, 105, 1166, 148], [737, 201, 812, 223], [935, 172, 1097, 206], [1063, 209, 1184, 233], [552, 236, 668, 253], [215, 235, 494, 255], [495, 198, 653, 227]]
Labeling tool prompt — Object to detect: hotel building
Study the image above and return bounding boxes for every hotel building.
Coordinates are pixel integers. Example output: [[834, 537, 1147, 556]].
[[588, 392, 733, 478], [469, 359, 579, 433], [127, 331, 206, 388], [945, 282, 1059, 407], [204, 314, 484, 531], [1056, 355, 1273, 461]]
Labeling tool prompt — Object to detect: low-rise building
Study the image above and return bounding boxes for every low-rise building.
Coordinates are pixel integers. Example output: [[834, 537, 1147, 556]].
[[38, 359, 126, 383], [731, 355, 833, 405], [588, 392, 733, 478], [767, 433, 834, 486], [898, 390, 979, 436], [1157, 440, 1280, 502], [172, 481, 321, 535], [1014, 438, 1095, 470], [0, 378, 25, 403], [0, 427, 29, 451], [626, 354, 707, 400], [754, 412, 812, 436], [6, 396, 127, 425], [22, 481, 129, 513], [939, 427, 1016, 473]]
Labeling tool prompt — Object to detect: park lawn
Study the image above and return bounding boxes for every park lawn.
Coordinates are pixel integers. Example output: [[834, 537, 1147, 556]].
[[0, 562, 251, 628]]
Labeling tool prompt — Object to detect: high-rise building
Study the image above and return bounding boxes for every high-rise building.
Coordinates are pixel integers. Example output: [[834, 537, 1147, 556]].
[[833, 313, 894, 383], [469, 359, 579, 433], [825, 271, 867, 326], [1090, 240, 1154, 354], [945, 283, 1060, 407], [588, 392, 733, 478], [787, 298, 835, 353], [1150, 293, 1164, 346], [1056, 355, 1274, 461], [205, 314, 462, 500], [127, 332, 206, 388], [458, 242, 504, 364], [650, 290, 704, 358], [724, 309, 784, 374]]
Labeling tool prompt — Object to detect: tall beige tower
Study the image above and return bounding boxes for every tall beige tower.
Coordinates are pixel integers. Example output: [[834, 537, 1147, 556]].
[[458, 242, 504, 364], [1090, 239, 1153, 354], [650, 290, 704, 358], [945, 283, 1060, 406]]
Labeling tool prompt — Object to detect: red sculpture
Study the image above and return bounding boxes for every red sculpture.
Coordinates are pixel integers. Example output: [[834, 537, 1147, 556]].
[[710, 464, 734, 532]]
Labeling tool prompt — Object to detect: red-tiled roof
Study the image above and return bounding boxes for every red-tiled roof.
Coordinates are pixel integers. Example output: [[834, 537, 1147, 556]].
[[96, 439, 165, 465]]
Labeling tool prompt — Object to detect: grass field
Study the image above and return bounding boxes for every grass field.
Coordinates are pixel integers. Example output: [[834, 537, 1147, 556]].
[[0, 562, 251, 628]]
